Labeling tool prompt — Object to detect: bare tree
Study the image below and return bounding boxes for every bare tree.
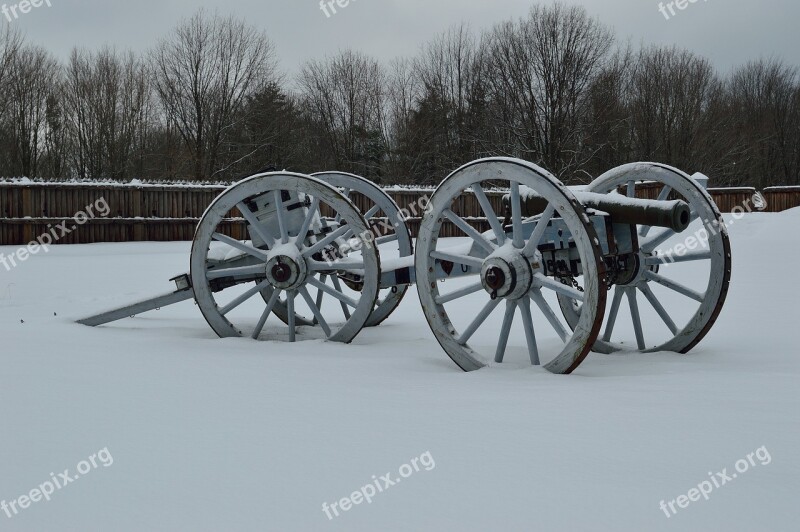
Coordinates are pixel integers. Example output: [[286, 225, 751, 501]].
[[484, 3, 614, 180], [383, 58, 421, 180], [402, 24, 487, 181], [582, 46, 634, 178], [222, 82, 303, 178], [725, 59, 800, 186], [0, 44, 60, 176], [150, 10, 277, 180], [63, 47, 152, 179], [1, 6, 799, 187], [0, 25, 22, 119], [298, 50, 388, 179], [627, 46, 721, 174]]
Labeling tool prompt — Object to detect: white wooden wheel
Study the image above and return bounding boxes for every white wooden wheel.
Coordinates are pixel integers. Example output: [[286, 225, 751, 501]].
[[190, 172, 380, 343], [558, 163, 732, 354], [415, 158, 607, 374]]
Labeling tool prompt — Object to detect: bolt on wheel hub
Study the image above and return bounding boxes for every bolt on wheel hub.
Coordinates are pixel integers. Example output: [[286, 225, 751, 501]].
[[271, 263, 293, 283], [484, 267, 506, 291]]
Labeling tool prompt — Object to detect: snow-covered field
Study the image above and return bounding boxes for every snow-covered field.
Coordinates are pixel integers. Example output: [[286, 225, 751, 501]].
[[1, 211, 799, 531]]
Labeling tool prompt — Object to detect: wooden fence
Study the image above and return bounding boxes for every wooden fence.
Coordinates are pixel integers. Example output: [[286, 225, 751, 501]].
[[0, 180, 798, 246]]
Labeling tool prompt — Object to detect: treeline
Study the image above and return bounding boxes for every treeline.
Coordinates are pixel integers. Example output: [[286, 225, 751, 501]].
[[0, 4, 798, 187]]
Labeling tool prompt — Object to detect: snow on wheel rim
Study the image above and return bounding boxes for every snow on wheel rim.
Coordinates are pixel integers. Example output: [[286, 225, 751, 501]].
[[415, 157, 606, 374], [559, 162, 732, 354], [190, 172, 380, 344]]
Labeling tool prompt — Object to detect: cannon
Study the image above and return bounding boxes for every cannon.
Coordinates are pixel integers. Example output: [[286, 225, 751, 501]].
[[505, 190, 692, 233], [78, 158, 731, 374]]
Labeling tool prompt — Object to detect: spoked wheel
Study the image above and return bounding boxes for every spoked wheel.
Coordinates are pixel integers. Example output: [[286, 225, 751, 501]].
[[269, 171, 413, 328], [558, 162, 732, 354], [190, 172, 380, 343], [416, 157, 607, 374]]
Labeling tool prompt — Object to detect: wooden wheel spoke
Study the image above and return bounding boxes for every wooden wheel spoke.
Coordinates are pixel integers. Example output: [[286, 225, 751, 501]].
[[517, 298, 540, 365], [626, 287, 646, 350], [602, 286, 624, 342], [252, 289, 281, 339], [458, 298, 501, 345], [643, 271, 705, 302], [436, 281, 484, 305], [220, 279, 271, 316], [238, 201, 275, 248], [431, 251, 483, 270], [534, 273, 585, 302], [530, 288, 568, 342], [330, 275, 352, 319], [299, 286, 331, 337], [522, 205, 555, 257], [511, 182, 524, 249], [443, 209, 496, 253], [307, 276, 358, 308], [296, 197, 321, 249], [303, 224, 351, 258], [638, 283, 679, 335], [212, 233, 269, 262], [472, 183, 506, 245], [286, 290, 296, 342], [273, 190, 289, 244], [363, 204, 381, 220], [646, 249, 712, 265], [375, 233, 398, 246], [494, 301, 516, 363]]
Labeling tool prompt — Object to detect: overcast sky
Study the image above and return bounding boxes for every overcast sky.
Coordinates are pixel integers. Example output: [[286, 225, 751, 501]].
[[4, 0, 799, 81]]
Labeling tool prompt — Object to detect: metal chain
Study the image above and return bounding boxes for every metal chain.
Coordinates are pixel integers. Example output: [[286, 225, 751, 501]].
[[554, 264, 584, 293]]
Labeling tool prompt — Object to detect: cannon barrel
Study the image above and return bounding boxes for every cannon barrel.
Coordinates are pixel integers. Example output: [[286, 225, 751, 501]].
[[504, 190, 692, 232]]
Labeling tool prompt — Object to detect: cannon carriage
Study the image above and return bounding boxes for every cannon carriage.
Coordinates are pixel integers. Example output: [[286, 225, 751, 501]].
[[79, 158, 731, 374]]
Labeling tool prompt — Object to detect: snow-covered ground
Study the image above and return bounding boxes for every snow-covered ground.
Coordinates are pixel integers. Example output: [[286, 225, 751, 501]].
[[1, 211, 799, 531]]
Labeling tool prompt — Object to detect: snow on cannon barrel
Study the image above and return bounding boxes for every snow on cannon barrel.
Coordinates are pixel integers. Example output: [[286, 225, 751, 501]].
[[503, 188, 693, 233]]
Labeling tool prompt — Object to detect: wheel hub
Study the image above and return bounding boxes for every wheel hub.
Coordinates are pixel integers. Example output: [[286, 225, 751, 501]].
[[480, 248, 533, 300], [614, 251, 659, 287], [265, 244, 308, 290]]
